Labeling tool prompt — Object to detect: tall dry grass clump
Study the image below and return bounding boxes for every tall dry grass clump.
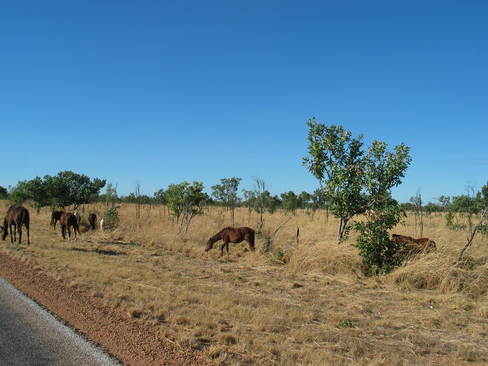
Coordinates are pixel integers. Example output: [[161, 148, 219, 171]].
[[1, 200, 488, 365], [388, 213, 488, 297]]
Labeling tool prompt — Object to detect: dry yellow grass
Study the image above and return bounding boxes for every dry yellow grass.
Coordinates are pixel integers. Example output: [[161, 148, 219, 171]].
[[1, 200, 488, 365]]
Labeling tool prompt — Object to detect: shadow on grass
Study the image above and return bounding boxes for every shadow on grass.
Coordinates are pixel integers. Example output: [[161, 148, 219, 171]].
[[71, 247, 127, 256]]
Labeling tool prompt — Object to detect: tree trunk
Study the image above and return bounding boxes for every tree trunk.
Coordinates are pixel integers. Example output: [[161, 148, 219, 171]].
[[336, 217, 349, 245], [458, 209, 487, 261]]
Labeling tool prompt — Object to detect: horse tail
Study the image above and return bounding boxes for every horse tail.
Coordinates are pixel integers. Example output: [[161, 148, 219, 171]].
[[22, 208, 30, 245], [248, 228, 256, 250], [23, 208, 30, 229]]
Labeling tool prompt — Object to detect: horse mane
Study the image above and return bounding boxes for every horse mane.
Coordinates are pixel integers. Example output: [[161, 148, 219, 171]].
[[209, 227, 228, 243]]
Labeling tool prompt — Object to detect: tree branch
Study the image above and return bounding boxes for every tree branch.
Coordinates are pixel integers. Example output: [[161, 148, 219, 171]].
[[457, 208, 487, 262]]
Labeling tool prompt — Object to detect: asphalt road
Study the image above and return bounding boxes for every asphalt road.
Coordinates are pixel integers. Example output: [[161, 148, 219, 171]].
[[0, 276, 121, 366]]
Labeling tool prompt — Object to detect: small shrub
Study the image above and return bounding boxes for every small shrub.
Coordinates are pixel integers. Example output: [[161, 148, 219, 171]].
[[104, 207, 120, 229]]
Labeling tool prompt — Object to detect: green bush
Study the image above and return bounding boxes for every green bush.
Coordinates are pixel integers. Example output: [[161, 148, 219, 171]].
[[104, 207, 120, 229]]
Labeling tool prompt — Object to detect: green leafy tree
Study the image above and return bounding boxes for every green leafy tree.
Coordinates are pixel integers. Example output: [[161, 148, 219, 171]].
[[153, 189, 167, 205], [266, 193, 281, 214], [166, 181, 208, 232], [10, 172, 106, 211], [10, 177, 50, 211], [450, 187, 479, 233], [103, 183, 119, 208], [424, 201, 441, 213], [281, 191, 298, 213], [437, 195, 452, 211], [303, 120, 366, 242], [303, 118, 412, 273], [44, 171, 106, 210], [103, 207, 120, 229], [211, 177, 242, 224], [311, 188, 328, 211], [297, 191, 313, 209], [0, 186, 8, 199], [458, 181, 488, 260], [242, 189, 256, 217]]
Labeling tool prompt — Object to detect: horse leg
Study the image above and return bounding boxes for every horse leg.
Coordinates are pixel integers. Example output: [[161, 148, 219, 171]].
[[17, 224, 22, 244], [61, 226, 66, 240], [10, 224, 15, 243], [220, 243, 225, 256], [26, 223, 30, 245], [225, 241, 230, 257], [67, 226, 71, 241]]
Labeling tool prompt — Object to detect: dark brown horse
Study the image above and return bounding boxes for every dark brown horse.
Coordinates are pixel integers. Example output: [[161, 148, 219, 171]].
[[88, 213, 97, 230], [50, 211, 64, 229], [205, 227, 255, 256], [59, 212, 81, 241], [1, 206, 30, 245]]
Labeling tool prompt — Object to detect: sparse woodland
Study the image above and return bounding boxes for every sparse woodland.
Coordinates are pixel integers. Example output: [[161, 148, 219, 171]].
[[1, 200, 488, 365]]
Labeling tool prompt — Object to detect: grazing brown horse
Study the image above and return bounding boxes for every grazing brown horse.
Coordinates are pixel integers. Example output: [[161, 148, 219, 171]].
[[205, 227, 255, 256], [50, 211, 64, 229], [392, 234, 436, 256], [88, 213, 97, 230], [1, 206, 30, 245], [59, 212, 81, 241]]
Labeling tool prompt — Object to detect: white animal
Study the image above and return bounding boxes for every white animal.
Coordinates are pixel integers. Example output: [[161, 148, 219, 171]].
[[100, 218, 105, 232], [73, 211, 81, 224]]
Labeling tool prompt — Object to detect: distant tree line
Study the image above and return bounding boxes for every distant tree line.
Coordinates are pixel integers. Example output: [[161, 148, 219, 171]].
[[2, 172, 329, 215]]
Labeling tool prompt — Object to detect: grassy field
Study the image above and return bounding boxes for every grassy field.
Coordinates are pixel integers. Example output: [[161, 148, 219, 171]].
[[1, 200, 488, 365]]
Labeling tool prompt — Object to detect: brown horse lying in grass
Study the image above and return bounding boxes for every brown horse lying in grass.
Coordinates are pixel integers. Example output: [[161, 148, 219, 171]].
[[392, 234, 436, 256], [205, 227, 256, 256], [1, 206, 30, 245], [59, 212, 81, 241]]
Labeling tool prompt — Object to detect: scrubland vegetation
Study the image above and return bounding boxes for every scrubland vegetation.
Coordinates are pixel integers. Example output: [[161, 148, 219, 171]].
[[1, 200, 488, 365]]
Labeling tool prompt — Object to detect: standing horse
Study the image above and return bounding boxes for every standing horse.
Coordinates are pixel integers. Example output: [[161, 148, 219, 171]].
[[50, 211, 64, 229], [59, 212, 81, 241], [1, 206, 30, 245], [205, 227, 255, 256], [88, 213, 97, 230]]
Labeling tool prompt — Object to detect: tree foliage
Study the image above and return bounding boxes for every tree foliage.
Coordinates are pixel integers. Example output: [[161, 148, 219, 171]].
[[44, 171, 106, 209], [303, 120, 367, 242], [303, 118, 412, 273], [0, 186, 8, 199], [281, 191, 299, 213], [9, 171, 106, 210], [458, 181, 488, 260], [352, 200, 405, 275], [166, 181, 208, 232], [211, 177, 242, 224]]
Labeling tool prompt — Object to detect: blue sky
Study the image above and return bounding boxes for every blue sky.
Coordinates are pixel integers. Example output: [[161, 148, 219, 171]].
[[1, 1, 487, 203]]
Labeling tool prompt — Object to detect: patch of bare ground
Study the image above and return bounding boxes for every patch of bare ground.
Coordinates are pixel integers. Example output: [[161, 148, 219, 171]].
[[0, 252, 217, 366], [1, 202, 488, 365]]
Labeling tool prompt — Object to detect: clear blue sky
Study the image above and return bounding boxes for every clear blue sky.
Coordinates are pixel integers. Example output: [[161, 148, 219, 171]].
[[1, 1, 487, 203]]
